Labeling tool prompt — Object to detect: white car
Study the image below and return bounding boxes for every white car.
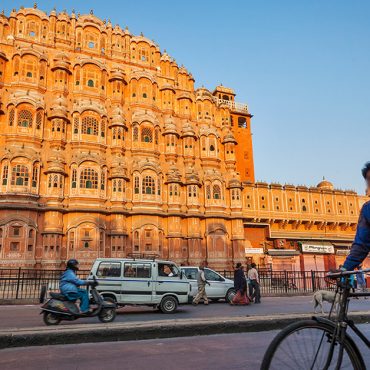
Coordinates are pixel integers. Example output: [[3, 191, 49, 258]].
[[180, 266, 235, 303], [89, 258, 190, 313]]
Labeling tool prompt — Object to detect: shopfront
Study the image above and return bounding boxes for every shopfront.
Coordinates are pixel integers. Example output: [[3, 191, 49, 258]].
[[300, 242, 335, 271], [245, 247, 264, 267], [267, 249, 301, 271]]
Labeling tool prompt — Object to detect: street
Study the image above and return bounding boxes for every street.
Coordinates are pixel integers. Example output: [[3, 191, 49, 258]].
[[0, 296, 369, 329], [0, 325, 369, 370]]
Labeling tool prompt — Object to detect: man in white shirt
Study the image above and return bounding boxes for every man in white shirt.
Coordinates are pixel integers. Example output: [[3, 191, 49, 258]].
[[247, 263, 261, 303], [192, 262, 210, 305]]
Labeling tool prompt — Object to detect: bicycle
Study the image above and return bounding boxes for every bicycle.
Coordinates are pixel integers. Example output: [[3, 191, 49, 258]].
[[261, 267, 370, 369]]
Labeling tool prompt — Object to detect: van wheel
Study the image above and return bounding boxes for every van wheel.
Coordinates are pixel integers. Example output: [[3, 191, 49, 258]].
[[160, 296, 178, 314], [226, 289, 236, 303]]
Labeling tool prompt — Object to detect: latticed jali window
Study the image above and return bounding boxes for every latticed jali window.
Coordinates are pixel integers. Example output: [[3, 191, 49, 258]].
[[8, 108, 15, 126], [71, 169, 77, 188], [17, 110, 33, 128], [206, 185, 211, 200], [213, 184, 221, 199], [81, 116, 98, 135], [2, 165, 8, 185], [36, 111, 43, 130], [11, 165, 29, 186], [142, 176, 155, 194], [141, 127, 153, 143], [79, 168, 98, 189], [73, 117, 79, 134], [133, 126, 139, 141], [134, 176, 139, 194]]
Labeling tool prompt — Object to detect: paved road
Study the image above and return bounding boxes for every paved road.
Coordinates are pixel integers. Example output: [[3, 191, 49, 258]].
[[0, 296, 369, 329], [0, 325, 369, 370]]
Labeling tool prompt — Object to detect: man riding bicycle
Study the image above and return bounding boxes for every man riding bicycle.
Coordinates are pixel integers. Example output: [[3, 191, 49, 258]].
[[342, 162, 370, 271]]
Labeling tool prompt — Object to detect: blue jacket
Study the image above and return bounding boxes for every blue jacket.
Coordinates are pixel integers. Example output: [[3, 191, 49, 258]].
[[344, 201, 370, 270], [60, 269, 87, 295]]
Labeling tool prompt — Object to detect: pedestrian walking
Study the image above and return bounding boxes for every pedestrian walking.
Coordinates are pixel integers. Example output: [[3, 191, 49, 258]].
[[231, 262, 249, 305], [192, 262, 210, 305], [356, 266, 367, 298], [248, 263, 261, 303]]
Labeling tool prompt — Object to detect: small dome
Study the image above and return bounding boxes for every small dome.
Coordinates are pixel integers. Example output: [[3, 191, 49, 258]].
[[317, 178, 334, 190]]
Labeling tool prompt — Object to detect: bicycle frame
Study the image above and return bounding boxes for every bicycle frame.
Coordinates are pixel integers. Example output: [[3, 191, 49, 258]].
[[320, 269, 370, 369]]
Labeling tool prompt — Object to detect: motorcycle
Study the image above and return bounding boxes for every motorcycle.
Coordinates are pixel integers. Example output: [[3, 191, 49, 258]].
[[40, 277, 117, 325]]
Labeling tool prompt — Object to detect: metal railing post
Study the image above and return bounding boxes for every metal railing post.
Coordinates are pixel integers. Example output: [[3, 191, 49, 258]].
[[15, 267, 21, 299], [311, 270, 316, 292]]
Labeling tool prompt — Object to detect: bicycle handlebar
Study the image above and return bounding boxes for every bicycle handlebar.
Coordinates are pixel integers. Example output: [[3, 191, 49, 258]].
[[326, 267, 370, 278]]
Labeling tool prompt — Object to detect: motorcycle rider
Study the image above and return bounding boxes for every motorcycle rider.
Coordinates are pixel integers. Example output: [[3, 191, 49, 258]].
[[60, 259, 91, 314]]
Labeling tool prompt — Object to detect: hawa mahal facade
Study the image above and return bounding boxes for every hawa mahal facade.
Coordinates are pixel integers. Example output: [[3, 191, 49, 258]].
[[0, 6, 368, 271]]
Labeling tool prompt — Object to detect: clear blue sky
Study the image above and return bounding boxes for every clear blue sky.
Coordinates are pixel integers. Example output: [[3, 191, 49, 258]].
[[3, 0, 370, 194]]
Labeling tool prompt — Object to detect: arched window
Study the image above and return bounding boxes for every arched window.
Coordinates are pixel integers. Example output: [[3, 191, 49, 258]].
[[210, 145, 215, 152], [80, 168, 98, 189], [8, 108, 15, 126], [117, 180, 123, 192], [48, 174, 52, 188], [71, 169, 77, 188], [11, 165, 29, 186], [193, 186, 197, 197], [302, 205, 307, 212], [81, 116, 98, 135], [2, 165, 8, 185], [112, 128, 116, 140], [154, 129, 159, 144], [87, 79, 94, 87], [213, 184, 221, 199], [141, 127, 153, 143], [101, 119, 105, 137], [101, 170, 106, 190], [17, 110, 33, 128], [142, 176, 155, 194], [133, 126, 139, 141]]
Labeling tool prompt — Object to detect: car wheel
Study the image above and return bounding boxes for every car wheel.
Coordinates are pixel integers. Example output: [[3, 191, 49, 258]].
[[159, 296, 178, 314], [226, 289, 236, 303], [43, 312, 61, 326]]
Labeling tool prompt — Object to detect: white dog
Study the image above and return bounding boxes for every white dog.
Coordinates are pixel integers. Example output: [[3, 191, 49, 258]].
[[312, 290, 340, 314]]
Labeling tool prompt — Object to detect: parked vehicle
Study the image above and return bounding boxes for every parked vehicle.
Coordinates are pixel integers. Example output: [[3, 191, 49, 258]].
[[88, 258, 190, 313], [180, 266, 236, 302], [40, 278, 117, 325]]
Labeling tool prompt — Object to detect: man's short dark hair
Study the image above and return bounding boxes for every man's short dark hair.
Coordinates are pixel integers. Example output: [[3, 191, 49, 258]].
[[251, 263, 257, 268], [361, 162, 370, 179]]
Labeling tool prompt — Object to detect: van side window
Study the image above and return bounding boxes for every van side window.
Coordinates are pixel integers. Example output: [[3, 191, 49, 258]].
[[124, 263, 151, 278], [158, 263, 179, 277], [96, 262, 121, 278]]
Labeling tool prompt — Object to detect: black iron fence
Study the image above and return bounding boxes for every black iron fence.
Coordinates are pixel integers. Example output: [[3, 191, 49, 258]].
[[0, 268, 90, 301], [0, 268, 334, 302]]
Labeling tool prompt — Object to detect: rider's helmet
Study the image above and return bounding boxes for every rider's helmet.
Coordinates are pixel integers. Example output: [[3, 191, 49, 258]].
[[66, 259, 79, 271]]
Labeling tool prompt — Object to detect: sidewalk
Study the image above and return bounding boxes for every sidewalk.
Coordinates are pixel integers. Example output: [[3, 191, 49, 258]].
[[1, 310, 370, 349]]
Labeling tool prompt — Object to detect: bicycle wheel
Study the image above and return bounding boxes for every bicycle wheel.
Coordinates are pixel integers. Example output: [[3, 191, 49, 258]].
[[261, 320, 364, 370]]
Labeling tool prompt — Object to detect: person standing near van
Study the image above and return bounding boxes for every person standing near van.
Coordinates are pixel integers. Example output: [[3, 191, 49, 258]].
[[192, 262, 210, 305], [248, 263, 261, 304]]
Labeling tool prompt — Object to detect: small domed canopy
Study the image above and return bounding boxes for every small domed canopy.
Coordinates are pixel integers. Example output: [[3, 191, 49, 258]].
[[317, 177, 334, 190]]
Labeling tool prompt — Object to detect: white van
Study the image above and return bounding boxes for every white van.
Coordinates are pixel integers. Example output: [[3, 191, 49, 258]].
[[89, 258, 190, 313]]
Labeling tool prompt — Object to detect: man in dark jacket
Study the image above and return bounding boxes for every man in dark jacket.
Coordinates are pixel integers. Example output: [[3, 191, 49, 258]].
[[343, 162, 370, 270], [231, 262, 248, 305]]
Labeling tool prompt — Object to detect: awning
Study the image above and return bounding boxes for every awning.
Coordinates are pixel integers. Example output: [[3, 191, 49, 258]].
[[268, 249, 300, 256], [332, 242, 352, 249], [300, 242, 334, 254]]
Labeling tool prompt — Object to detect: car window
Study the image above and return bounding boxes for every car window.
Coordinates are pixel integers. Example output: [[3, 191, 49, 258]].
[[96, 262, 121, 278], [158, 263, 179, 278], [204, 268, 223, 281], [183, 268, 198, 280], [124, 263, 151, 278]]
